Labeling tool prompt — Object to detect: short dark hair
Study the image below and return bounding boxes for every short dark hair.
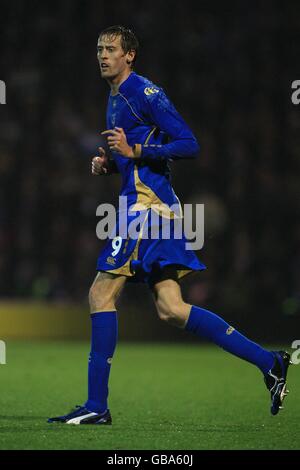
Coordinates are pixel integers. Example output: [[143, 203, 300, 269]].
[[99, 25, 139, 68]]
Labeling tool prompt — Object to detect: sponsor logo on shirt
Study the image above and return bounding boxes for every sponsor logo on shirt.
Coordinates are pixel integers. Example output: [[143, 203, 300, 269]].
[[144, 87, 159, 96]]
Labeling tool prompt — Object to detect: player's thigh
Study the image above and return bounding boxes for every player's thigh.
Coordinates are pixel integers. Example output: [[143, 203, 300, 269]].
[[89, 271, 127, 311]]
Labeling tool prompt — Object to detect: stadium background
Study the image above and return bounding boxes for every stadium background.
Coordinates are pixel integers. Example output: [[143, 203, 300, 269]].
[[0, 0, 299, 343]]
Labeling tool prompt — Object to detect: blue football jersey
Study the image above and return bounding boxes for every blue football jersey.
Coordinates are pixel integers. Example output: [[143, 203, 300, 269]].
[[96, 72, 206, 283], [106, 72, 200, 215]]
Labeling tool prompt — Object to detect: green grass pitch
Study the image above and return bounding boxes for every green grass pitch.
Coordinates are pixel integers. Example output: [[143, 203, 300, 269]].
[[0, 341, 298, 450]]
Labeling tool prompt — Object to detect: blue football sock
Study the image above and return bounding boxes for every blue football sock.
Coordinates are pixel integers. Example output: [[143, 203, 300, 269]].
[[185, 305, 274, 374], [85, 311, 118, 414]]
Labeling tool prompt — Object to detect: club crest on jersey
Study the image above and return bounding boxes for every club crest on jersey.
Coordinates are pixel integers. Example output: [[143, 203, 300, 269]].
[[144, 87, 159, 96]]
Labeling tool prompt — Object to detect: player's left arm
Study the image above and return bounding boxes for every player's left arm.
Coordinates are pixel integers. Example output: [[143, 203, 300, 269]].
[[133, 87, 200, 161], [102, 87, 200, 161]]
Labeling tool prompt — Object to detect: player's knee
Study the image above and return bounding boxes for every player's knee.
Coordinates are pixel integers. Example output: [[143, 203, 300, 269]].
[[156, 300, 189, 327], [88, 283, 114, 312]]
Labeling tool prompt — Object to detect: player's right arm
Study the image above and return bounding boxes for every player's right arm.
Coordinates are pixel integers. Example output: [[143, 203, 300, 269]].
[[91, 147, 119, 175]]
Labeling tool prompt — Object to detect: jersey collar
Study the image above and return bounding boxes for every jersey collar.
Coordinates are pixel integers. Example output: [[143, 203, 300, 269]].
[[118, 72, 139, 97]]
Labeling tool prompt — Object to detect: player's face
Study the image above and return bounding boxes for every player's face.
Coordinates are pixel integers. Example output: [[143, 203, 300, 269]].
[[97, 35, 132, 80]]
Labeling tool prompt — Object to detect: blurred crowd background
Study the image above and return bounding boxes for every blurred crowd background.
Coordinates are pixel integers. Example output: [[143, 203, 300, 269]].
[[0, 1, 299, 341]]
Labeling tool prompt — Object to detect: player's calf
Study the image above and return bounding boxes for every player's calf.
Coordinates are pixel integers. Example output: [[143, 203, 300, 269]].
[[155, 300, 191, 328]]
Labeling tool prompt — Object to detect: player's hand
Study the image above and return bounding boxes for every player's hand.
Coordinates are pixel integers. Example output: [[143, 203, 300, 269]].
[[91, 147, 109, 175], [101, 127, 136, 158]]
